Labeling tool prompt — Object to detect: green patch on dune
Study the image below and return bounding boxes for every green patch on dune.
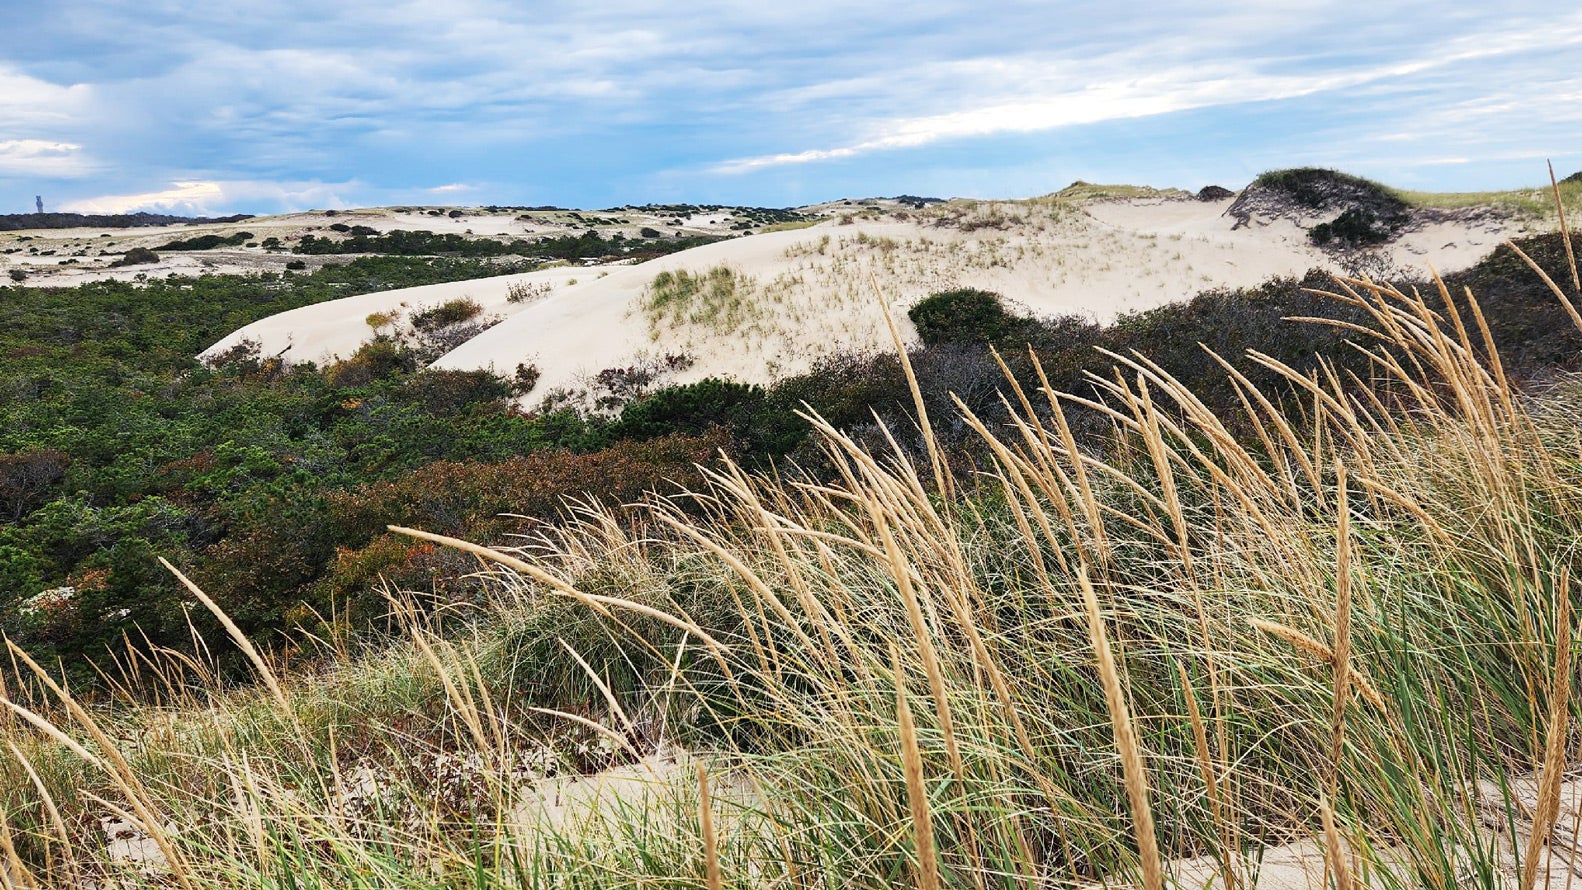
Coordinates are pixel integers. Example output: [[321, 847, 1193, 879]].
[[640, 265, 760, 337]]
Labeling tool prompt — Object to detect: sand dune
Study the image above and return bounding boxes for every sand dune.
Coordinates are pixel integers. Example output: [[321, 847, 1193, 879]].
[[188, 191, 1534, 396], [430, 196, 1527, 397], [200, 264, 590, 365]]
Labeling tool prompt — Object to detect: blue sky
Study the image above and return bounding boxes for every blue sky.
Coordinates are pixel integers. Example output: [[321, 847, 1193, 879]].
[[4, 1, 1580, 215]]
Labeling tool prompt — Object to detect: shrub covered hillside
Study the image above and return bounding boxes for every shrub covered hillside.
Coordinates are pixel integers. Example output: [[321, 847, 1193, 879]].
[[0, 257, 721, 680], [1, 225, 1582, 888]]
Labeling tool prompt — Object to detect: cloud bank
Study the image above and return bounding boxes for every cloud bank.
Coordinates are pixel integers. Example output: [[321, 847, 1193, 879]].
[[5, 2, 1579, 211]]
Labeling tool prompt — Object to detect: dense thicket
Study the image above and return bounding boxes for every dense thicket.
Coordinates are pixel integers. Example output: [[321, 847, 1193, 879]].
[[0, 256, 633, 677], [0, 211, 253, 231]]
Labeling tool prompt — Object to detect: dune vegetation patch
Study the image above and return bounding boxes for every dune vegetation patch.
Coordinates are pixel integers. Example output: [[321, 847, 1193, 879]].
[[640, 265, 760, 338], [1044, 180, 1191, 202], [1393, 171, 1582, 217], [155, 231, 253, 251], [1251, 167, 1406, 212], [409, 296, 485, 330]]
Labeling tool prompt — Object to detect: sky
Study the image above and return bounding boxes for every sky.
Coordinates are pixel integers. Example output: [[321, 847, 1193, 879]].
[[4, 1, 1580, 216]]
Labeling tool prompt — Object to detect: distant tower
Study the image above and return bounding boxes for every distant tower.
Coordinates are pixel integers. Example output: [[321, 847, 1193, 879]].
[[35, 196, 43, 214]]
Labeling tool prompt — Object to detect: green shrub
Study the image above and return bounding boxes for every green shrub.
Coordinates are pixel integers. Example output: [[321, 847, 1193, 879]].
[[0, 449, 70, 520], [110, 247, 159, 267], [317, 432, 725, 617], [1310, 207, 1399, 247], [612, 378, 799, 454], [512, 362, 541, 395], [397, 368, 514, 415], [327, 337, 420, 387], [907, 288, 1033, 345], [409, 297, 484, 330], [155, 232, 251, 251], [1253, 167, 1406, 212]]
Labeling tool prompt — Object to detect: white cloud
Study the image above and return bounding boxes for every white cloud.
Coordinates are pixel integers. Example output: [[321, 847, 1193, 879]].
[[426, 183, 475, 194], [10, 0, 1582, 205], [0, 139, 93, 177], [712, 65, 1321, 173], [63, 181, 224, 214], [63, 179, 357, 214], [0, 66, 93, 128], [711, 13, 1582, 174]]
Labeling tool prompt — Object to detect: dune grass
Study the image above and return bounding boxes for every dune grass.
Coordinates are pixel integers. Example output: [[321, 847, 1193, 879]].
[[2, 215, 1582, 887], [760, 220, 821, 234], [1042, 182, 1192, 202], [640, 265, 760, 338], [1392, 180, 1582, 216], [1391, 166, 1582, 218]]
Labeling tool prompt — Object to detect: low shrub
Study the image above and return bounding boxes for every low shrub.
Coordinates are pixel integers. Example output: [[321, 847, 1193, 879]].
[[317, 431, 725, 617], [156, 232, 251, 251], [506, 280, 551, 304], [1309, 207, 1399, 247], [410, 297, 484, 330], [907, 287, 1036, 346], [110, 247, 159, 267], [397, 368, 514, 416], [1253, 167, 1406, 212], [512, 362, 541, 395], [611, 378, 800, 455], [0, 449, 70, 520], [327, 337, 420, 388]]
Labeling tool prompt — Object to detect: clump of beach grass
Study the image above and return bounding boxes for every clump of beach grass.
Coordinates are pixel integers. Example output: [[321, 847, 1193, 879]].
[[640, 265, 759, 338]]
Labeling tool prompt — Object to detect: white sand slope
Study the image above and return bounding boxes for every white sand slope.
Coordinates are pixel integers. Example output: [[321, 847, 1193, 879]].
[[429, 196, 1526, 398], [431, 225, 876, 390], [200, 264, 589, 365], [192, 193, 1534, 398]]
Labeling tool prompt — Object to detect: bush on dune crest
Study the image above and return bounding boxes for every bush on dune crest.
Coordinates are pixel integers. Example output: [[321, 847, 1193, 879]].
[[5, 218, 1582, 888]]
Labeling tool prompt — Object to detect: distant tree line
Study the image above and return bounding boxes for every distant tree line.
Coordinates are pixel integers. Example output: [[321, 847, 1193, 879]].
[[0, 211, 254, 231]]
